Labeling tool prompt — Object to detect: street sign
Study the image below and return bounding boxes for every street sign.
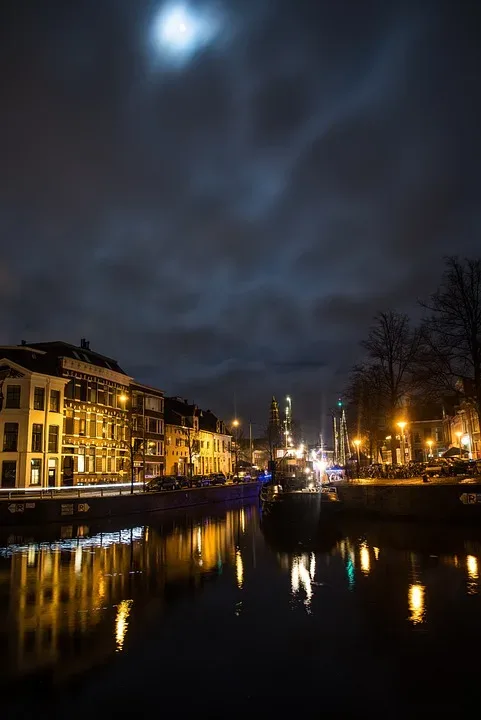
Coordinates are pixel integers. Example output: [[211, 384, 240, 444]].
[[77, 503, 90, 513], [8, 503, 24, 514], [460, 493, 481, 505], [61, 503, 74, 516]]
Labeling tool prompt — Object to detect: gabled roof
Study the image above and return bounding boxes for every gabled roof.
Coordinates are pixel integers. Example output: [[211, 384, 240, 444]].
[[165, 396, 197, 426], [0, 347, 61, 377], [27, 341, 127, 375]]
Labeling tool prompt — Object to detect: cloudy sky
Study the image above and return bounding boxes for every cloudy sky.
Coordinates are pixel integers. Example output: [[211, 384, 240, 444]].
[[1, 0, 481, 438]]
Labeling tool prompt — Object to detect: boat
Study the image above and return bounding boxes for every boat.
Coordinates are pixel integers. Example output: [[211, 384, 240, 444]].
[[259, 475, 341, 521]]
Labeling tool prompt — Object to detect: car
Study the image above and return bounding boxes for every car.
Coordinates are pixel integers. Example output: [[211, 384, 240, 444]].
[[192, 475, 211, 487], [209, 474, 226, 485], [145, 475, 178, 492], [176, 475, 191, 488]]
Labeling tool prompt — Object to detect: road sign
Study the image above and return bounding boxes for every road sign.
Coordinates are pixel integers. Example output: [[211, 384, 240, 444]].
[[77, 503, 90, 513], [8, 503, 24, 514], [61, 503, 74, 516], [460, 493, 481, 505]]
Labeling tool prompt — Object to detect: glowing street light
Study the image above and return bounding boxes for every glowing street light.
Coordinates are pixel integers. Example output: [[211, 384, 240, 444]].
[[397, 421, 407, 464], [426, 439, 433, 460], [353, 439, 361, 475]]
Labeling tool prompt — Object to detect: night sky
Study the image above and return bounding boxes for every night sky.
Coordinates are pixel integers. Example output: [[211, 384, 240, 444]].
[[1, 1, 481, 438]]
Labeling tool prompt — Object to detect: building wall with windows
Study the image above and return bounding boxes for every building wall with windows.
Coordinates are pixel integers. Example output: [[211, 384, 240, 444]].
[[409, 419, 447, 462], [25, 341, 132, 486], [130, 383, 165, 481], [0, 357, 67, 488]]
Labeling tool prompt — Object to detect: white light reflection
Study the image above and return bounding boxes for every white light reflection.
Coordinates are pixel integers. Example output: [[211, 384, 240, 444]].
[[115, 599, 133, 652], [310, 553, 316, 581], [240, 508, 245, 534], [360, 543, 370, 576], [408, 584, 426, 625], [74, 545, 82, 574], [236, 548, 244, 589], [290, 556, 313, 607], [373, 546, 380, 561], [0, 527, 145, 558]]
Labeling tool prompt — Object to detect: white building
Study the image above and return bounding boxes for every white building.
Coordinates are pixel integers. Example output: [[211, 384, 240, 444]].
[[0, 349, 67, 488]]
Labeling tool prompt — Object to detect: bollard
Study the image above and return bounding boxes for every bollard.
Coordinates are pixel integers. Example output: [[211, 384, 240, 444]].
[[422, 474, 429, 483]]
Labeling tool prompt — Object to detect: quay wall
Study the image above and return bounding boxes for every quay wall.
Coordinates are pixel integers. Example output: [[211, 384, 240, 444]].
[[0, 482, 261, 527], [337, 482, 481, 521]]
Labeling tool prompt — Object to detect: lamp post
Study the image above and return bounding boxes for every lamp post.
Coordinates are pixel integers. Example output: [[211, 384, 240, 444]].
[[232, 419, 240, 477], [119, 393, 135, 495], [353, 439, 361, 479], [426, 439, 433, 462], [397, 421, 407, 465]]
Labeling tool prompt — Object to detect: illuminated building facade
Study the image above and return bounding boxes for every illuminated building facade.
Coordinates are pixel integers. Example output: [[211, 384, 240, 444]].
[[0, 346, 68, 488], [26, 340, 132, 485], [164, 397, 232, 476], [130, 383, 165, 481]]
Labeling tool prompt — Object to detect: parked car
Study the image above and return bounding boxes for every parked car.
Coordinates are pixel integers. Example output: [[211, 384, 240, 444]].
[[192, 475, 211, 487], [176, 475, 191, 488], [145, 476, 178, 492], [209, 474, 226, 485]]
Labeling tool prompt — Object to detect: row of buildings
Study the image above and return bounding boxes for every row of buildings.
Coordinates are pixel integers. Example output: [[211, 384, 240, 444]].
[[0, 340, 233, 489]]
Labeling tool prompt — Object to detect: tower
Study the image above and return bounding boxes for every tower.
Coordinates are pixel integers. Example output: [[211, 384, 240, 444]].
[[268, 396, 281, 454]]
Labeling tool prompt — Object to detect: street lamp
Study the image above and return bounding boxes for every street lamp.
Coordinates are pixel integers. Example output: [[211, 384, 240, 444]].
[[397, 421, 407, 465], [232, 419, 240, 477], [353, 439, 361, 478], [426, 439, 433, 461], [119, 393, 135, 495]]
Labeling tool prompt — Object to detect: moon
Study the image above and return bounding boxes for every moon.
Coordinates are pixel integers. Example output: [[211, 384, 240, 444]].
[[151, 3, 220, 66]]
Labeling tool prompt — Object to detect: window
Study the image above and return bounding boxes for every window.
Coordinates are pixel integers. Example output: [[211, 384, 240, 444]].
[[49, 389, 60, 412], [97, 384, 105, 405], [32, 424, 43, 452], [78, 447, 86, 473], [30, 459, 42, 485], [89, 382, 97, 403], [48, 426, 59, 453], [88, 447, 95, 473], [5, 385, 21, 408], [107, 389, 114, 407], [110, 421, 115, 440], [414, 432, 421, 444], [64, 409, 74, 435], [3, 423, 18, 452], [1, 460, 16, 488], [79, 411, 87, 436], [146, 440, 161, 455], [34, 387, 45, 410], [74, 380, 87, 402], [145, 396, 161, 412], [145, 417, 159, 434], [89, 413, 96, 437], [64, 379, 74, 399]]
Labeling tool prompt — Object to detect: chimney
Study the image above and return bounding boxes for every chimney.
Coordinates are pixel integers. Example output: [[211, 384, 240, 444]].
[[80, 338, 90, 350], [21, 340, 26, 346]]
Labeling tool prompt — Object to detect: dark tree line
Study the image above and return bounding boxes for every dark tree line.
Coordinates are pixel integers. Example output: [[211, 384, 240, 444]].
[[345, 257, 481, 461]]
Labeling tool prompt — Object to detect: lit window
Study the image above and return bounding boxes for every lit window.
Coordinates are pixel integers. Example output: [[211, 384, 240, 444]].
[[30, 459, 42, 485]]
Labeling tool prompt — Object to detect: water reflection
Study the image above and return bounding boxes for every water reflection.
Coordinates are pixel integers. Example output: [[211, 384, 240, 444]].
[[408, 584, 426, 625], [0, 504, 255, 683], [115, 599, 133, 652], [467, 555, 478, 595]]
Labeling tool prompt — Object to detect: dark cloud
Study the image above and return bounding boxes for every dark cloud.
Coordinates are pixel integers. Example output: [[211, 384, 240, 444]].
[[1, 0, 481, 439]]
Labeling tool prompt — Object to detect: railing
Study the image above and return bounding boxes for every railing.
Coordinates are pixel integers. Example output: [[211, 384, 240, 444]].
[[0, 482, 145, 500]]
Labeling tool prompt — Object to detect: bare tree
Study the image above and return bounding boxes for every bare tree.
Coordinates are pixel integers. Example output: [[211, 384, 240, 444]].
[[181, 423, 200, 478], [420, 256, 481, 430], [345, 364, 386, 463], [362, 311, 422, 461]]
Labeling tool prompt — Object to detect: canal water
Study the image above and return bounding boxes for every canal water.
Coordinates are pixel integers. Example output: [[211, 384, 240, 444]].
[[2, 500, 481, 717]]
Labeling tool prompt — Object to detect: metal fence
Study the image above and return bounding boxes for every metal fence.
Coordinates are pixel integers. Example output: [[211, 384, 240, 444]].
[[0, 482, 145, 501]]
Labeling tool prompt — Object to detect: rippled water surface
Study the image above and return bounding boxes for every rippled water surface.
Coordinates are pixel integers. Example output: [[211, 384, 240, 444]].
[[2, 501, 481, 716]]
